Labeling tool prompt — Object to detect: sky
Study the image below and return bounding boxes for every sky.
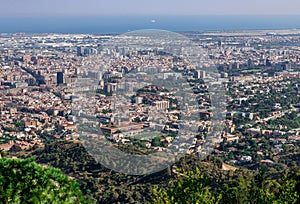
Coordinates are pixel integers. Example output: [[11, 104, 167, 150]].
[[0, 0, 300, 17]]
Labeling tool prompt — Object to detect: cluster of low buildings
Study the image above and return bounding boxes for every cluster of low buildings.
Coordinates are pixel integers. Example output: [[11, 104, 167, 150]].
[[0, 30, 299, 164]]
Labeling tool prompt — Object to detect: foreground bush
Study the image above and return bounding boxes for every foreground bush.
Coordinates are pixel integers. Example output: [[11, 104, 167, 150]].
[[0, 157, 90, 203]]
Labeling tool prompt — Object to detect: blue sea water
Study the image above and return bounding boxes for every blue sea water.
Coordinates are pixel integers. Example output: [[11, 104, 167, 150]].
[[0, 16, 300, 34]]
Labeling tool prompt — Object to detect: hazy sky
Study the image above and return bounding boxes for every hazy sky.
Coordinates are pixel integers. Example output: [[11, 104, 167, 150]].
[[0, 0, 299, 17]]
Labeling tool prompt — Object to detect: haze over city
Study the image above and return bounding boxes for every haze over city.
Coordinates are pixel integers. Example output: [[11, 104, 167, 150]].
[[1, 0, 300, 16]]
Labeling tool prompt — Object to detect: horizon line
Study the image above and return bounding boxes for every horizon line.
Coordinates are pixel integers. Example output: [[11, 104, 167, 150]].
[[1, 14, 300, 18]]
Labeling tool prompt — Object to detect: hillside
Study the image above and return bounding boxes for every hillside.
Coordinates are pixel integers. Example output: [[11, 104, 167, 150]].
[[5, 140, 299, 203]]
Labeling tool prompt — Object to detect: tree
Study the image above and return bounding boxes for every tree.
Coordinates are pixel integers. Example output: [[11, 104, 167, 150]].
[[152, 168, 222, 204], [151, 136, 162, 147], [152, 167, 299, 204], [0, 157, 90, 203], [220, 170, 299, 204]]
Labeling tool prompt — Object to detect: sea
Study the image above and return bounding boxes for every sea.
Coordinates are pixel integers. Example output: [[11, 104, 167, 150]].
[[0, 15, 300, 34]]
